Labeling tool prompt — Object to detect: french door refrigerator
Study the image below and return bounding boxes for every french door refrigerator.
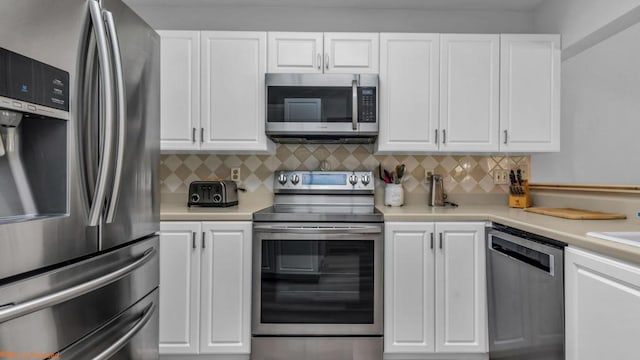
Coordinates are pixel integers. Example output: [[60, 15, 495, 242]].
[[0, 0, 160, 358]]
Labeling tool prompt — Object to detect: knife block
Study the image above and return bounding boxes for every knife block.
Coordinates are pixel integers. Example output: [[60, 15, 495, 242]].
[[509, 179, 533, 208]]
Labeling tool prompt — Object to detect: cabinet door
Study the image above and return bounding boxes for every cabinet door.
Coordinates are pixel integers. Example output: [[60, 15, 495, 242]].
[[200, 221, 252, 354], [378, 33, 439, 153], [158, 31, 201, 151], [267, 32, 324, 73], [435, 222, 487, 353], [324, 33, 379, 74], [500, 34, 561, 152], [566, 247, 640, 360], [439, 35, 500, 152], [200, 31, 273, 153], [159, 222, 201, 354], [384, 222, 436, 353]]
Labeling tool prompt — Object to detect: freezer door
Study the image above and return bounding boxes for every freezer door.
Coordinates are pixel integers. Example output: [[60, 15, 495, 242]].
[[61, 289, 159, 360], [99, 0, 160, 250], [0, 0, 98, 280], [0, 236, 159, 356]]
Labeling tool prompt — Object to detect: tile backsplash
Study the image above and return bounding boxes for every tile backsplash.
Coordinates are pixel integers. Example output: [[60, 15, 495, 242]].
[[161, 144, 530, 195]]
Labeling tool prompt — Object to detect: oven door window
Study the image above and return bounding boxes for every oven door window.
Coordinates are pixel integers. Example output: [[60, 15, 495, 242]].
[[261, 240, 374, 324]]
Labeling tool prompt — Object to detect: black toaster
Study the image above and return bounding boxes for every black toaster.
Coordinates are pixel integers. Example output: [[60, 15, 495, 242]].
[[188, 180, 239, 207]]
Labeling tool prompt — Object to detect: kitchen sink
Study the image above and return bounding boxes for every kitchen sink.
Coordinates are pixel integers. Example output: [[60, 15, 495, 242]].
[[587, 232, 640, 248]]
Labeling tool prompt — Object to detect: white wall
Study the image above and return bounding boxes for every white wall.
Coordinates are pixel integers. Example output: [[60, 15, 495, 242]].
[[127, 4, 534, 33], [532, 0, 640, 185], [534, 0, 640, 48], [531, 21, 640, 185]]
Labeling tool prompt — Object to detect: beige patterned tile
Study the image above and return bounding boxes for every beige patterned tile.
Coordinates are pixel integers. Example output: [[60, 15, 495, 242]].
[[440, 156, 458, 173], [183, 155, 202, 171], [204, 156, 223, 171], [160, 147, 529, 195]]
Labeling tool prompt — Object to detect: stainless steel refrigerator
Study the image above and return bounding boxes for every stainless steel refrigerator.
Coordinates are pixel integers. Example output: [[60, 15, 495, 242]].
[[0, 0, 160, 358]]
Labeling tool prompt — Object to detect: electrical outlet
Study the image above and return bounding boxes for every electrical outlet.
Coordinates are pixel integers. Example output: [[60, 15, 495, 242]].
[[425, 170, 433, 182], [515, 167, 528, 180], [493, 170, 509, 185], [231, 168, 241, 182]]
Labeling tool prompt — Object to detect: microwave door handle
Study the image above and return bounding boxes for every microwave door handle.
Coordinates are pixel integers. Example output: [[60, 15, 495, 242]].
[[352, 79, 358, 131], [88, 0, 116, 227], [103, 10, 127, 224]]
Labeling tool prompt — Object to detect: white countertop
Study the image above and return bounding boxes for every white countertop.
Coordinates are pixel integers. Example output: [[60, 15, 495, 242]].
[[161, 192, 640, 265], [160, 192, 271, 221], [379, 203, 640, 264]]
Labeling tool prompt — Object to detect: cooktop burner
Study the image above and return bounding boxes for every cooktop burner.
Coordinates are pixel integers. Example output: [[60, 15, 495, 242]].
[[253, 170, 383, 223], [253, 205, 383, 223]]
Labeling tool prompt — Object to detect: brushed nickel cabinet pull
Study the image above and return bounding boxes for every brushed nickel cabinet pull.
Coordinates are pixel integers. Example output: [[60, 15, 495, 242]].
[[430, 233, 434, 249], [439, 233, 443, 249], [504, 130, 508, 145], [202, 232, 206, 249]]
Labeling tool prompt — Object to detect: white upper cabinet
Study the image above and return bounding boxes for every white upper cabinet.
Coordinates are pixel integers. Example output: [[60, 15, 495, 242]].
[[200, 31, 273, 153], [324, 32, 379, 73], [158, 31, 201, 151], [267, 32, 324, 73], [500, 34, 561, 152], [378, 33, 440, 153], [159, 30, 273, 153], [566, 247, 640, 360], [267, 32, 379, 74], [440, 35, 500, 152]]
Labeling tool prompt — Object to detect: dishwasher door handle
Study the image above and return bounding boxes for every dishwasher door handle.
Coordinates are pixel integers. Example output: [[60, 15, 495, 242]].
[[488, 233, 556, 276]]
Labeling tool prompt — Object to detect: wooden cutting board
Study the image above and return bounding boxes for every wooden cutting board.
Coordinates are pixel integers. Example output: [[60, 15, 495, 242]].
[[524, 207, 627, 220]]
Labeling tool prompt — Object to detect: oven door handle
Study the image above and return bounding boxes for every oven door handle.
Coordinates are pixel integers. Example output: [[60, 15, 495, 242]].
[[253, 224, 382, 234]]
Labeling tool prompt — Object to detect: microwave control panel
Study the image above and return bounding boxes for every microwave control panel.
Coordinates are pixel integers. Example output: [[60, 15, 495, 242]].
[[358, 87, 377, 123]]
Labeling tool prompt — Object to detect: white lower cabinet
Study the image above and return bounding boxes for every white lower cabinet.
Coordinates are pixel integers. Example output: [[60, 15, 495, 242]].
[[159, 221, 252, 357], [385, 222, 487, 357], [565, 247, 640, 360]]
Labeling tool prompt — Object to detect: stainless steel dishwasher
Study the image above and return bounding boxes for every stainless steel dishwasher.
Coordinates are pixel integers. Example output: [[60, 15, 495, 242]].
[[487, 224, 566, 360]]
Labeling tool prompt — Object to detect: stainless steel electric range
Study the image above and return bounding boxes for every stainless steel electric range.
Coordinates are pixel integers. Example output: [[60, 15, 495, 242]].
[[252, 170, 384, 360]]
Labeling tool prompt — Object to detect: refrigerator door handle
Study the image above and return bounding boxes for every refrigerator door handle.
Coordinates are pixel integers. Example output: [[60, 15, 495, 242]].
[[92, 303, 156, 360], [87, 0, 117, 227], [0, 247, 156, 324], [59, 302, 156, 360], [103, 10, 127, 224]]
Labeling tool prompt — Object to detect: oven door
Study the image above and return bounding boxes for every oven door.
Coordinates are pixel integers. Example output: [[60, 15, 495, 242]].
[[252, 223, 383, 336]]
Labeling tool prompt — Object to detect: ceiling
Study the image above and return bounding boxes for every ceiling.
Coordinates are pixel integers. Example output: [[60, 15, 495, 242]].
[[125, 0, 548, 12]]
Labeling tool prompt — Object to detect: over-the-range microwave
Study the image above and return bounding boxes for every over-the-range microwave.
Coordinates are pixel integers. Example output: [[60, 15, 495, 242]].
[[265, 73, 378, 144]]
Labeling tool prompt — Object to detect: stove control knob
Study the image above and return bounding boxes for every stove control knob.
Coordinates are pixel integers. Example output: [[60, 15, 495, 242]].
[[290, 174, 300, 185], [361, 174, 371, 186], [277, 173, 288, 185], [349, 174, 359, 185]]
